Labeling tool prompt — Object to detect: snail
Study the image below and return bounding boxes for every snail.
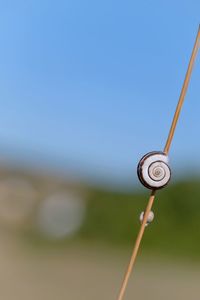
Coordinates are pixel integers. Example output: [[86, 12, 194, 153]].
[[139, 211, 154, 226], [137, 151, 171, 189]]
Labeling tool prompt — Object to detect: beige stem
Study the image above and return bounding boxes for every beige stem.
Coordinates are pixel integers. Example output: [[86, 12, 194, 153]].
[[117, 190, 156, 300], [117, 26, 200, 300], [164, 26, 200, 154]]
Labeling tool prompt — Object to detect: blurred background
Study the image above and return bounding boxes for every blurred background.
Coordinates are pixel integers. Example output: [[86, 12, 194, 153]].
[[0, 1, 200, 299]]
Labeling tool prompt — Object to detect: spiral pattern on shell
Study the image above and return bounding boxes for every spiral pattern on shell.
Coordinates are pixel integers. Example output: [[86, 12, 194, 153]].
[[137, 151, 171, 189]]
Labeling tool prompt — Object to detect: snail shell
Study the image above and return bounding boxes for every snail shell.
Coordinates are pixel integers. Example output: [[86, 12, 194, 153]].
[[139, 211, 154, 226], [137, 151, 171, 189]]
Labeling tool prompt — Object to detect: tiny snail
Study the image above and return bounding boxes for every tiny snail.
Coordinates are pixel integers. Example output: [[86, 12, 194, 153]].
[[139, 211, 154, 226], [137, 151, 171, 189]]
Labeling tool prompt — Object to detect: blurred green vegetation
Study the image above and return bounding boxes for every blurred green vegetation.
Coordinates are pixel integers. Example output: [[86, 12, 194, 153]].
[[79, 180, 200, 259], [2, 165, 200, 261]]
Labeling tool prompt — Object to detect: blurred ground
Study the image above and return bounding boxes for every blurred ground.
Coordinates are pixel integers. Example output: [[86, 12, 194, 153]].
[[0, 235, 200, 300], [0, 166, 200, 299]]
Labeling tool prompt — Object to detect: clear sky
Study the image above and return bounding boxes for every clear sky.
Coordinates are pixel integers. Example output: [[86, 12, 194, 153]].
[[0, 1, 199, 186]]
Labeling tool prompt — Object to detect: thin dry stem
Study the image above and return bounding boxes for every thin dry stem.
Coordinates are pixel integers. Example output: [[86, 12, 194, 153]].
[[117, 190, 156, 300], [164, 26, 200, 154], [117, 26, 200, 300]]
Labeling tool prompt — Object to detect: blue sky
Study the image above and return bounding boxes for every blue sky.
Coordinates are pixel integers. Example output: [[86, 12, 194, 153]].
[[0, 0, 199, 186]]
